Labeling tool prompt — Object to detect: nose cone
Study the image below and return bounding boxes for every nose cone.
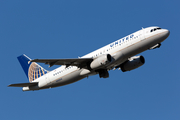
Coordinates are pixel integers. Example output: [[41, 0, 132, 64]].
[[158, 29, 170, 42], [162, 29, 170, 39]]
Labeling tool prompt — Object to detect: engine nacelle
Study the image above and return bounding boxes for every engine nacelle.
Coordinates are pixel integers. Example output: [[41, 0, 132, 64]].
[[90, 54, 112, 69], [121, 56, 145, 72]]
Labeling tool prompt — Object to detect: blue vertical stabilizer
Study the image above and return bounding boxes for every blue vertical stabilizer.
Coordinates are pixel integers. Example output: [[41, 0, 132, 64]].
[[17, 54, 48, 82]]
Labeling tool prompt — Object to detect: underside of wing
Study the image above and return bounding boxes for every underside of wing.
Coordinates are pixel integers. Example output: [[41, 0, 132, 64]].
[[30, 58, 93, 68], [8, 82, 38, 87]]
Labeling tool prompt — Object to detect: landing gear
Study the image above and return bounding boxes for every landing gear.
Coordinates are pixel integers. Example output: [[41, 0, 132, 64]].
[[149, 43, 161, 50], [98, 69, 109, 78]]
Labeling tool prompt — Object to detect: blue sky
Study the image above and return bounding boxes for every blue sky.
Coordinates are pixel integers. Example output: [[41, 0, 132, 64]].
[[1, 0, 180, 120]]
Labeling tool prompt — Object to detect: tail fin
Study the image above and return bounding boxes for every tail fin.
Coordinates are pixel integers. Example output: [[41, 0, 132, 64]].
[[17, 54, 48, 82]]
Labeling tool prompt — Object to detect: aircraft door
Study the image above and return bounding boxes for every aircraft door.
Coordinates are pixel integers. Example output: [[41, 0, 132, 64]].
[[140, 28, 145, 40], [45, 74, 51, 85]]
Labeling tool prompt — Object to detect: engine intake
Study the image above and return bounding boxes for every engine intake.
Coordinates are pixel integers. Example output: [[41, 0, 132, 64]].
[[121, 56, 145, 72], [90, 54, 112, 69]]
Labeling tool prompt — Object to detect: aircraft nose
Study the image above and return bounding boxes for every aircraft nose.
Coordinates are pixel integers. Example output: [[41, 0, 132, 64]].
[[162, 29, 170, 38]]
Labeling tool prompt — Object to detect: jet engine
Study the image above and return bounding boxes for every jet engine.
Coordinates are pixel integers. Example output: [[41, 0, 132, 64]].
[[90, 54, 112, 69], [121, 56, 145, 72]]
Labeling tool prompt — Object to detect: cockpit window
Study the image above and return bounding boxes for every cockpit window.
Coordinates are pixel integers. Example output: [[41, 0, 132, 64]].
[[150, 27, 161, 32]]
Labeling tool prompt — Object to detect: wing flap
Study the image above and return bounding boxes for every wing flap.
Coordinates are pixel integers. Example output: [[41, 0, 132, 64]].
[[8, 82, 38, 87]]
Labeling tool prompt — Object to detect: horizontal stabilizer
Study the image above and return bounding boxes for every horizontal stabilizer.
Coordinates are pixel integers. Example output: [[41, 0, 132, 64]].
[[8, 82, 38, 87]]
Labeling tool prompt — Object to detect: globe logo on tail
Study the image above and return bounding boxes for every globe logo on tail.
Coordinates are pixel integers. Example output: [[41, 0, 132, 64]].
[[28, 62, 48, 82]]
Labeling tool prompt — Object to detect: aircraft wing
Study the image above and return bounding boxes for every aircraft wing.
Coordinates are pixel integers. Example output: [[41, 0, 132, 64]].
[[30, 58, 93, 68], [8, 82, 38, 87]]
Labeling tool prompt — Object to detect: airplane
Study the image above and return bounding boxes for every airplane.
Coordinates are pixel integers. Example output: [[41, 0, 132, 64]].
[[8, 26, 170, 91]]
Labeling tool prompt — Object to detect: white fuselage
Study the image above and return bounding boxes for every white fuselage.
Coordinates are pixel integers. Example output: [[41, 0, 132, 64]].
[[23, 26, 170, 91]]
